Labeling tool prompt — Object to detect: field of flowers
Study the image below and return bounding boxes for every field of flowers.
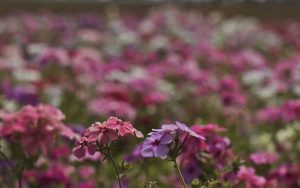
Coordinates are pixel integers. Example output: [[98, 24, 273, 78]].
[[0, 8, 300, 188]]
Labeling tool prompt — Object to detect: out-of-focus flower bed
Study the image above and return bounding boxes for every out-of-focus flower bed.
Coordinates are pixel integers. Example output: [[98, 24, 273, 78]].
[[0, 8, 300, 188]]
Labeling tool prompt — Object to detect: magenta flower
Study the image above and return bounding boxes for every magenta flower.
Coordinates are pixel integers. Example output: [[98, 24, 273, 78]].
[[282, 99, 300, 122], [268, 163, 300, 187], [24, 162, 73, 187], [237, 166, 266, 188]]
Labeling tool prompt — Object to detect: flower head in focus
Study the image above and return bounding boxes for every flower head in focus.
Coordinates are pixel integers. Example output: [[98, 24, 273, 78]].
[[141, 121, 205, 159], [141, 131, 174, 158], [72, 117, 143, 159]]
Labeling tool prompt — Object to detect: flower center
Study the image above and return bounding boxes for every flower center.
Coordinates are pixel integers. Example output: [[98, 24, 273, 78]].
[[152, 139, 160, 146]]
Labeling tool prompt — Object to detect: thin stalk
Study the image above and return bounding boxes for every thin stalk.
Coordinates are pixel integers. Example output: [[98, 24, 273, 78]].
[[173, 159, 187, 188], [18, 161, 25, 188], [105, 146, 122, 188]]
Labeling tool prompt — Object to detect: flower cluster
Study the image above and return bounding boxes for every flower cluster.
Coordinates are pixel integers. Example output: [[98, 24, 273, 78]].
[[178, 124, 233, 182], [73, 117, 143, 159], [257, 99, 300, 123], [141, 121, 205, 159], [0, 7, 300, 188], [0, 104, 75, 155]]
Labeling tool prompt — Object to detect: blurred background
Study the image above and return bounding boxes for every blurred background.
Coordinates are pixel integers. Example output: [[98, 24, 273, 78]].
[[1, 0, 300, 20], [1, 1, 300, 188]]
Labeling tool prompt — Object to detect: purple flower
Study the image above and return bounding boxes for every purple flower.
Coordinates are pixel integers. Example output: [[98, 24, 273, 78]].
[[125, 144, 143, 162], [182, 160, 201, 182], [141, 121, 205, 159], [159, 121, 205, 140], [141, 131, 174, 159], [1, 81, 38, 105]]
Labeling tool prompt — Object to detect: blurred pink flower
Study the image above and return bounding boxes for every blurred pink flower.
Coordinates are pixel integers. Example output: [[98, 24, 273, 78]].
[[88, 98, 136, 120], [0, 104, 76, 155], [237, 166, 266, 188], [250, 152, 278, 165], [142, 91, 168, 105], [256, 107, 282, 123]]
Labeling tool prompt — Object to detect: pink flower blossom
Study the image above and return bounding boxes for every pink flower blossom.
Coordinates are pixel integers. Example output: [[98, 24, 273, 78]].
[[281, 99, 300, 122], [0, 104, 76, 155], [72, 117, 143, 159], [88, 98, 136, 120], [250, 152, 278, 165], [72, 136, 97, 159], [237, 166, 266, 188], [142, 91, 169, 105], [105, 117, 143, 138]]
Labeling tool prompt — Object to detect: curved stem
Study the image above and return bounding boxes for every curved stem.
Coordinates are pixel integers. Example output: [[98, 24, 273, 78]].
[[173, 159, 188, 188], [105, 146, 122, 188]]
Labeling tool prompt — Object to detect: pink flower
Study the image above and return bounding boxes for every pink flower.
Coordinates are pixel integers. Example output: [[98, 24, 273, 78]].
[[86, 122, 119, 145], [183, 124, 233, 170], [24, 163, 73, 187], [50, 145, 70, 159], [72, 117, 143, 159], [0, 104, 76, 155], [281, 99, 300, 122], [142, 91, 169, 105], [105, 117, 143, 138], [256, 107, 282, 123], [78, 166, 95, 180], [72, 136, 97, 159], [268, 163, 300, 187], [0, 111, 26, 136], [237, 166, 266, 188], [219, 76, 240, 92], [36, 47, 70, 66], [192, 124, 226, 136], [88, 98, 136, 120], [250, 152, 278, 165], [220, 92, 246, 107]]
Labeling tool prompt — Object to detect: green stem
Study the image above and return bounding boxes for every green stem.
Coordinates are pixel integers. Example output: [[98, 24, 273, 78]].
[[18, 161, 25, 188], [105, 146, 122, 188], [173, 159, 188, 188]]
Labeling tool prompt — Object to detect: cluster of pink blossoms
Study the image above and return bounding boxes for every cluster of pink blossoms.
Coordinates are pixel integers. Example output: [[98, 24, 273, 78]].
[[256, 99, 300, 123], [0, 104, 75, 155], [73, 117, 143, 159]]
